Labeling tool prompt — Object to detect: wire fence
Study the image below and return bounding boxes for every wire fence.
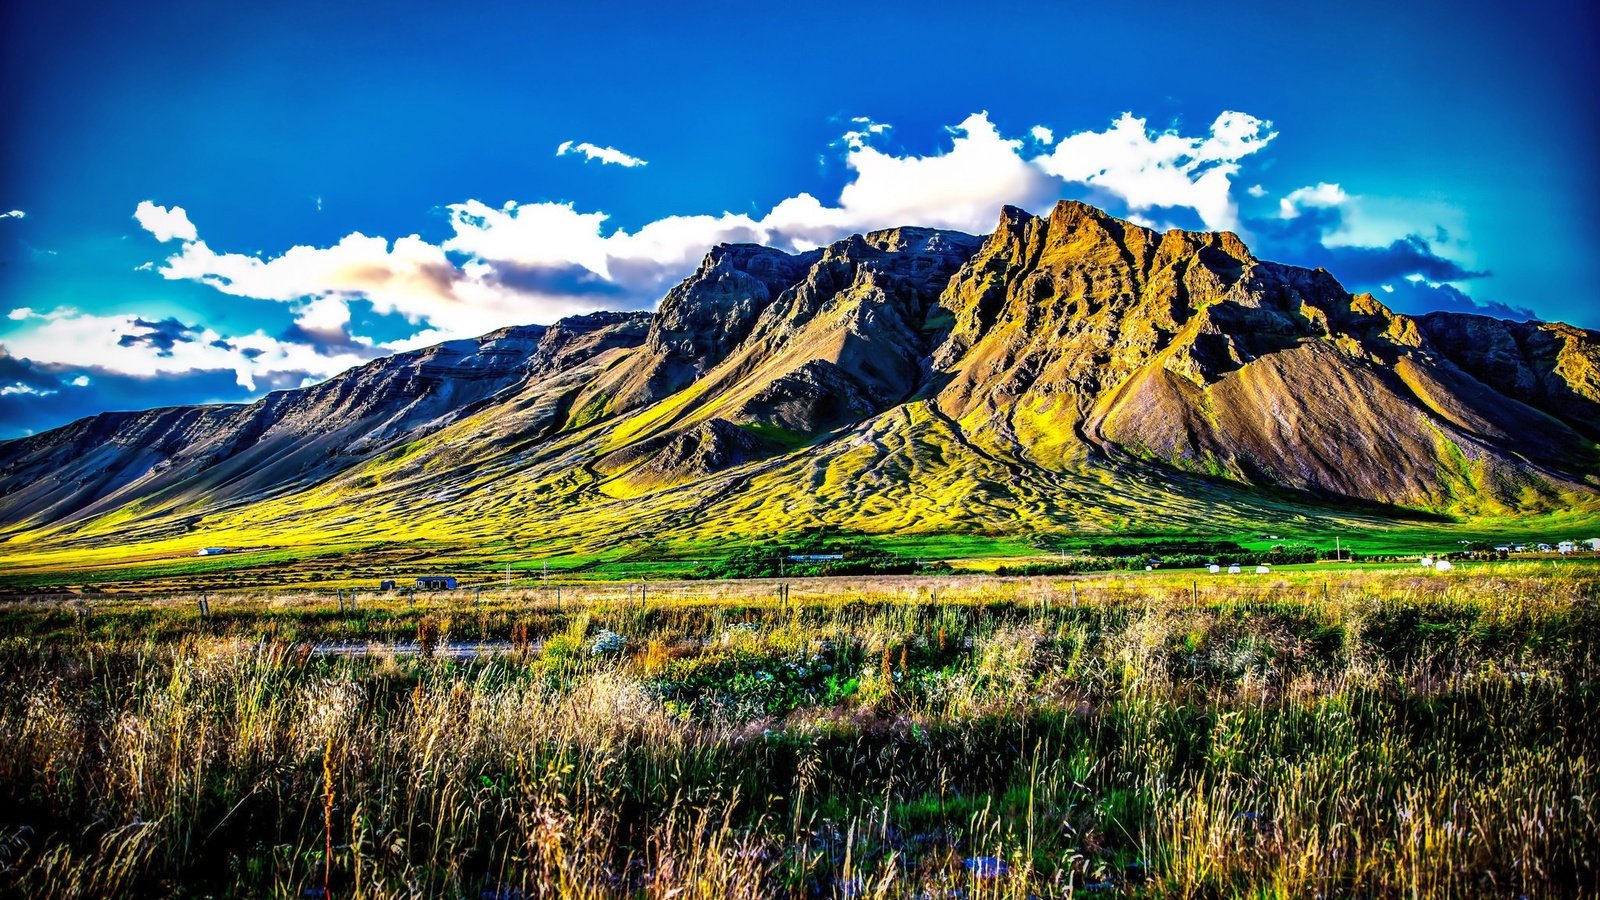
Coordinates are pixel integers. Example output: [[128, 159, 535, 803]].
[[5, 566, 1590, 622]]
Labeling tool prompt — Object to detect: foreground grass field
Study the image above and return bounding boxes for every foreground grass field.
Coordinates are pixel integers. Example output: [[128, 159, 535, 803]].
[[0, 565, 1595, 897]]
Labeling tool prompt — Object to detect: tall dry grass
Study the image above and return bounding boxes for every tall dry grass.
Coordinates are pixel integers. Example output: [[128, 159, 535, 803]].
[[0, 565, 1594, 897]]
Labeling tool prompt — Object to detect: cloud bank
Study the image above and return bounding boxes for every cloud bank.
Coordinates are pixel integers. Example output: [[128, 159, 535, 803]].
[[1, 108, 1518, 436]]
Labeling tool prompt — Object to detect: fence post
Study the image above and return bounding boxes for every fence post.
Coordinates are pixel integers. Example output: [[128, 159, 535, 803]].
[[336, 589, 345, 614]]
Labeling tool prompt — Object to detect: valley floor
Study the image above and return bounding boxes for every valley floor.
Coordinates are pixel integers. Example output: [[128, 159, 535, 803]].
[[0, 564, 1595, 897]]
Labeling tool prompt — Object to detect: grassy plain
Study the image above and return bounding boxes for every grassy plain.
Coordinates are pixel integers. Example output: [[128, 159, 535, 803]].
[[0, 562, 1595, 897]]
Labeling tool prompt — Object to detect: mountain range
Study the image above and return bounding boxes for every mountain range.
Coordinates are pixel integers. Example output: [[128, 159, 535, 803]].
[[2, 200, 1597, 570]]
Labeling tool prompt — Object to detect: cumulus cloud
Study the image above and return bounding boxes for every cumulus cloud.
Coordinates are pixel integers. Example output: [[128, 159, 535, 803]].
[[131, 107, 1508, 364], [141, 112, 1065, 346], [0, 383, 53, 397], [1, 210, 24, 220], [134, 201, 199, 243], [2, 309, 370, 392], [1036, 110, 1276, 230], [556, 140, 648, 167], [1245, 190, 1524, 318], [1279, 182, 1349, 218]]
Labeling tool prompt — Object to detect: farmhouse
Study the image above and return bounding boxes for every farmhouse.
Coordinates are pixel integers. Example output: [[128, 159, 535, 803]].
[[1587, 538, 1600, 552], [1558, 541, 1577, 555], [416, 576, 459, 590], [195, 547, 230, 556]]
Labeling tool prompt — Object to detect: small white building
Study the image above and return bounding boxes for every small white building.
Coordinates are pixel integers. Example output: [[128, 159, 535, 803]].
[[1537, 543, 1553, 552], [196, 547, 230, 557], [1228, 564, 1242, 575], [1586, 538, 1600, 552], [1434, 559, 1455, 572], [1207, 564, 1222, 574], [1557, 541, 1577, 554], [1255, 564, 1271, 574]]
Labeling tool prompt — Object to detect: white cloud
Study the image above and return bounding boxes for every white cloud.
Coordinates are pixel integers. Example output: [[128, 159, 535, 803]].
[[6, 307, 33, 321], [3, 309, 370, 391], [1247, 184, 1267, 198], [843, 117, 893, 148], [1030, 125, 1054, 144], [1, 383, 55, 397], [70, 375, 91, 387], [556, 140, 648, 168], [140, 109, 1285, 351], [1036, 111, 1276, 231], [134, 201, 198, 243], [1278, 182, 1349, 219], [1, 210, 24, 220], [153, 231, 576, 335]]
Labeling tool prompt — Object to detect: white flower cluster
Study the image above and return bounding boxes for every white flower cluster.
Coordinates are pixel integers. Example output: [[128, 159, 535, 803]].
[[590, 629, 626, 656]]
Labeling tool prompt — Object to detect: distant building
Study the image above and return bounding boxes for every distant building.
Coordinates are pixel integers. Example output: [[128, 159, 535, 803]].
[[1493, 545, 1512, 553], [416, 576, 458, 590], [1537, 543, 1553, 552], [379, 579, 397, 591], [1587, 538, 1600, 552], [786, 554, 845, 562], [1558, 541, 1577, 555], [196, 547, 230, 556]]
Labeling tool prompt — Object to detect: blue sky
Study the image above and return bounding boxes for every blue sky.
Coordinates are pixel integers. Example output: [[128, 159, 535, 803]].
[[2, 0, 1596, 437]]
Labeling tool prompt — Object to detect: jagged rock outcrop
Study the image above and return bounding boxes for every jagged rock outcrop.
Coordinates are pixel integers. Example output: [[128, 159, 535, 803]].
[[578, 245, 818, 417], [1415, 313, 1600, 441], [923, 202, 1596, 510]]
